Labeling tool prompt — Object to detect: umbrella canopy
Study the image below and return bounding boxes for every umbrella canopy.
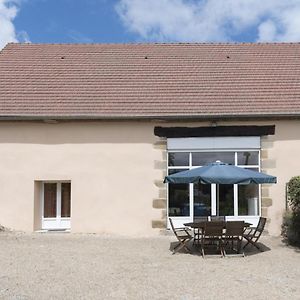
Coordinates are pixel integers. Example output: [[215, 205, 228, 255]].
[[164, 161, 277, 185]]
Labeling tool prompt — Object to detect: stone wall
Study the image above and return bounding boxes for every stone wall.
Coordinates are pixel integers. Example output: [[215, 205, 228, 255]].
[[152, 137, 168, 230], [260, 135, 276, 232]]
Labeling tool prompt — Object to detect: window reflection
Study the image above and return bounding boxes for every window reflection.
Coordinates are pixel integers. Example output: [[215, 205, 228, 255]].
[[61, 183, 71, 218], [218, 185, 234, 216], [168, 184, 189, 216], [192, 152, 235, 166], [168, 168, 189, 216], [238, 184, 259, 215], [44, 183, 57, 218], [168, 152, 189, 166], [194, 183, 211, 216], [237, 151, 259, 165]]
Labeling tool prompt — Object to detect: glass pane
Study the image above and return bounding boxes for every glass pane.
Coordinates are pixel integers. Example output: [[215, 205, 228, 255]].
[[237, 151, 259, 165], [168, 184, 189, 217], [194, 183, 211, 216], [61, 183, 71, 218], [238, 184, 259, 215], [168, 152, 189, 166], [192, 152, 235, 166], [44, 183, 57, 218], [218, 184, 234, 216], [168, 168, 188, 175]]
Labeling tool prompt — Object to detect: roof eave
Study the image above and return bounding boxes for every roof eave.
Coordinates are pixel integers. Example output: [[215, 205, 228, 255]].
[[0, 112, 299, 122]]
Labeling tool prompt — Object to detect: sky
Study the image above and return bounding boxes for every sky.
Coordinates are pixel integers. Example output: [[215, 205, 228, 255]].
[[1, 0, 300, 49]]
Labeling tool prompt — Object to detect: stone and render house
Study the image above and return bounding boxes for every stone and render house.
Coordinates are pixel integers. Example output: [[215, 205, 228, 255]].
[[0, 42, 299, 236]]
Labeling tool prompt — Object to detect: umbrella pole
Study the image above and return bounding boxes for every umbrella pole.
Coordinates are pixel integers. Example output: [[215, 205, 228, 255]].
[[217, 184, 219, 216]]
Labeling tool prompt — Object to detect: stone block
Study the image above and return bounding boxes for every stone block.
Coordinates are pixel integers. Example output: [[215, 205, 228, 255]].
[[162, 151, 167, 161], [153, 140, 167, 150], [261, 141, 274, 149], [261, 159, 276, 169], [154, 180, 164, 188], [154, 160, 167, 170], [260, 149, 268, 159], [261, 135, 274, 142], [153, 198, 166, 209], [261, 187, 269, 197], [261, 197, 272, 207], [152, 220, 166, 229], [261, 207, 268, 217]]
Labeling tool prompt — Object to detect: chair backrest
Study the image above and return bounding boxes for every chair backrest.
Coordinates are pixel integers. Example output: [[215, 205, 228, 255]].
[[256, 217, 267, 232], [169, 217, 176, 232], [204, 221, 224, 237], [194, 216, 209, 222], [225, 221, 245, 236], [210, 215, 226, 222], [169, 218, 180, 238], [253, 217, 267, 239]]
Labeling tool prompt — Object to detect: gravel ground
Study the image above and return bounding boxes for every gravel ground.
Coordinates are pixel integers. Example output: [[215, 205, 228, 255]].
[[0, 232, 299, 300]]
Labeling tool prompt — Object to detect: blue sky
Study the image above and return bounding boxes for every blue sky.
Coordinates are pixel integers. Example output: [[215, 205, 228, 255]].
[[13, 0, 139, 44], [1, 0, 300, 49]]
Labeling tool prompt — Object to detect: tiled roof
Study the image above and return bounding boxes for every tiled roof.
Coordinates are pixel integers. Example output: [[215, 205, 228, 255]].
[[1, 42, 300, 120]]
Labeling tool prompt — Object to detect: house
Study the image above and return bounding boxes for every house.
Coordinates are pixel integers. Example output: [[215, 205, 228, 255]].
[[0, 42, 299, 236]]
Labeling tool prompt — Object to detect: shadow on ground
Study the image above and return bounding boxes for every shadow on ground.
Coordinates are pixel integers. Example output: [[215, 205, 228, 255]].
[[169, 240, 271, 257]]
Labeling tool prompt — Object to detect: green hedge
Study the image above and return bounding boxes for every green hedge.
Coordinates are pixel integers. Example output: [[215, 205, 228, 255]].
[[282, 176, 300, 246]]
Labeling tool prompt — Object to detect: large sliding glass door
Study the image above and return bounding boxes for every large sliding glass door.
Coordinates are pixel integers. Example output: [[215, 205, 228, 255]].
[[167, 150, 260, 228]]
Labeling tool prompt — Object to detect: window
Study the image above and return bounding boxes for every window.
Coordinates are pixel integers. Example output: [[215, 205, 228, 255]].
[[167, 150, 260, 219], [42, 181, 71, 230]]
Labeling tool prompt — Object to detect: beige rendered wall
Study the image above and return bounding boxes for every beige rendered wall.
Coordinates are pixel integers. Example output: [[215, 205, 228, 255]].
[[0, 121, 163, 236], [0, 119, 298, 236]]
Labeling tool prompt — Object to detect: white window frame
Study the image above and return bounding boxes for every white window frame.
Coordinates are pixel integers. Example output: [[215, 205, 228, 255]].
[[167, 149, 261, 228], [41, 181, 71, 230]]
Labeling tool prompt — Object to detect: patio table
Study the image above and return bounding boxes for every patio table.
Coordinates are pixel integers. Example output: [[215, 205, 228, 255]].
[[184, 221, 252, 229], [184, 221, 252, 253]]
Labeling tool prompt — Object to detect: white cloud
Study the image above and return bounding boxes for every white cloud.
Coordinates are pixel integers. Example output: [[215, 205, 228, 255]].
[[116, 0, 300, 42], [258, 20, 277, 42], [0, 0, 29, 49], [68, 30, 94, 43]]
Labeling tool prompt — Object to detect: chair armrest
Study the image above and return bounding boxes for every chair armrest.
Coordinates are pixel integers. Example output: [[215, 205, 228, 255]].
[[176, 228, 192, 237], [176, 227, 191, 231]]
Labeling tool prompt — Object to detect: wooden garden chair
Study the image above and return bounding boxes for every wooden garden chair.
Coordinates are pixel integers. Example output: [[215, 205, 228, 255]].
[[243, 217, 267, 251], [169, 218, 193, 254], [223, 221, 245, 257], [193, 216, 209, 245], [210, 215, 226, 221], [201, 221, 225, 258]]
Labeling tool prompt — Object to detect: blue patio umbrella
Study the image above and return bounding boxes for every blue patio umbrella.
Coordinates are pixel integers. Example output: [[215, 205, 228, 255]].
[[164, 161, 277, 185]]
